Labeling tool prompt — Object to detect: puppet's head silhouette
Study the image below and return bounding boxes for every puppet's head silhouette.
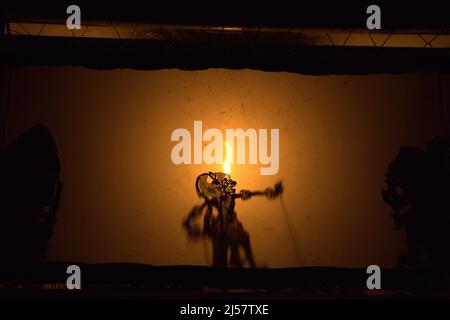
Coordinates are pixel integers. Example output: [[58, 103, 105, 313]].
[[196, 172, 237, 199]]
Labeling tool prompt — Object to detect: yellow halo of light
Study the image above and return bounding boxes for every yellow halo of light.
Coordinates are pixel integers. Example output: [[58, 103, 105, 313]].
[[223, 141, 232, 174]]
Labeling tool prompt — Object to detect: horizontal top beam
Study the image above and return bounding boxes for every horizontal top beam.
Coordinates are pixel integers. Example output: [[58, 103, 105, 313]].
[[5, 22, 450, 49]]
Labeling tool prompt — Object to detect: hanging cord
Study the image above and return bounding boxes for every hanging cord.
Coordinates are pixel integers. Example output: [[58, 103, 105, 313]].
[[280, 195, 302, 265]]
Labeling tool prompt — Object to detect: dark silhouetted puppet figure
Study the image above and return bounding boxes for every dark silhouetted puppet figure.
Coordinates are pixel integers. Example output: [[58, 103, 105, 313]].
[[183, 172, 283, 268], [382, 136, 450, 272], [0, 124, 63, 267]]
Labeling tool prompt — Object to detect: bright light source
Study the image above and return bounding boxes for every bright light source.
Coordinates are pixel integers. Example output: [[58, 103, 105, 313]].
[[223, 141, 232, 174]]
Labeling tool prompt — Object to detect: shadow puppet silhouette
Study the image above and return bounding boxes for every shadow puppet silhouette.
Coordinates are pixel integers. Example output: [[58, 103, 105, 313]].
[[382, 136, 450, 274], [0, 124, 63, 268], [183, 172, 283, 268]]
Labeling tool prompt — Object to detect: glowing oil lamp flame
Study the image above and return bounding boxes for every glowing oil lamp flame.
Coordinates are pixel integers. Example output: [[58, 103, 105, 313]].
[[223, 141, 232, 174]]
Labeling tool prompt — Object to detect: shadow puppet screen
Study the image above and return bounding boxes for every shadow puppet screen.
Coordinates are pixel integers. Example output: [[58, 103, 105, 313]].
[[2, 67, 449, 269]]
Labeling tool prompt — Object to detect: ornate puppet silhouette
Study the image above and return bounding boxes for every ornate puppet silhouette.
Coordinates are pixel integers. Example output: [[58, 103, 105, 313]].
[[183, 172, 283, 268], [0, 124, 63, 266], [382, 136, 450, 271]]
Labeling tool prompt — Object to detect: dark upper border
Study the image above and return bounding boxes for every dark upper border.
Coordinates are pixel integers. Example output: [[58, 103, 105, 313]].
[[3, 1, 450, 29], [2, 1, 450, 74]]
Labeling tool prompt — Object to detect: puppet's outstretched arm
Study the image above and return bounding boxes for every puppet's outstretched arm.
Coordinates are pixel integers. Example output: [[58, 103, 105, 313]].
[[234, 181, 284, 201]]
